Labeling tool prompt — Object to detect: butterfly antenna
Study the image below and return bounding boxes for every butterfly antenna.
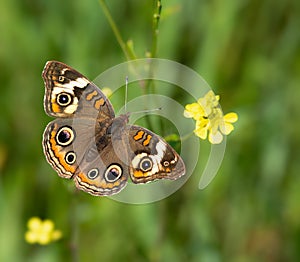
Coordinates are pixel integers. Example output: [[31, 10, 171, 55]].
[[124, 76, 128, 113], [131, 107, 162, 115]]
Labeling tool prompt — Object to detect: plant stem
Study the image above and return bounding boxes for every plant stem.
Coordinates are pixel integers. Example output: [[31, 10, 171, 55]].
[[70, 190, 79, 262], [151, 0, 162, 58], [180, 132, 194, 142], [141, 0, 163, 132], [98, 0, 130, 60]]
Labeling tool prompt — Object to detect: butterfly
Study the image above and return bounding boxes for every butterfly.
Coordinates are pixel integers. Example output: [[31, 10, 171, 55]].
[[42, 61, 185, 196]]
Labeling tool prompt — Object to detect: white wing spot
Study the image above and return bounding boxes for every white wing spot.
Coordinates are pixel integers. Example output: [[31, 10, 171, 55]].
[[131, 153, 147, 168]]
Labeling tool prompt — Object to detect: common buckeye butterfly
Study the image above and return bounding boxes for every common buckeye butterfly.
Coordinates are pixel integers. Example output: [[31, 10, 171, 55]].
[[42, 61, 185, 196]]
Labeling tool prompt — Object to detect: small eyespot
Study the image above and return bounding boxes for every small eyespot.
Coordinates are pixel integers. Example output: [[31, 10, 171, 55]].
[[65, 152, 76, 165], [56, 126, 75, 146], [87, 168, 99, 180], [58, 76, 65, 82], [163, 161, 169, 167], [57, 93, 72, 106], [104, 164, 122, 182], [139, 157, 153, 172]]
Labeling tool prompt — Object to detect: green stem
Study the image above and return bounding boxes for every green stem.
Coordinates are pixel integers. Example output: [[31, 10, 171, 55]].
[[142, 0, 162, 132], [151, 0, 162, 58], [98, 0, 163, 133], [70, 189, 79, 262], [180, 132, 194, 142], [98, 0, 130, 60]]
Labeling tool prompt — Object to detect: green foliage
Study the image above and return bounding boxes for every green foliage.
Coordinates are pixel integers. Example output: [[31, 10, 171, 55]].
[[1, 0, 300, 261]]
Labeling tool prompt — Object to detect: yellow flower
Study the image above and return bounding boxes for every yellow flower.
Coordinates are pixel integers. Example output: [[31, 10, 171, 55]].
[[183, 90, 220, 120], [197, 90, 220, 116], [25, 217, 62, 245], [183, 102, 205, 119], [207, 107, 224, 144], [194, 116, 209, 139], [220, 112, 238, 135], [184, 90, 238, 144]]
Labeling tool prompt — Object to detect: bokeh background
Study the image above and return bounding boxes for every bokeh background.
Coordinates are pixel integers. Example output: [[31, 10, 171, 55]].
[[1, 0, 300, 261]]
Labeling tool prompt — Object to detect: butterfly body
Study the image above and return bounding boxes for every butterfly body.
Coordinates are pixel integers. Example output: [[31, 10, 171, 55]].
[[42, 61, 185, 196]]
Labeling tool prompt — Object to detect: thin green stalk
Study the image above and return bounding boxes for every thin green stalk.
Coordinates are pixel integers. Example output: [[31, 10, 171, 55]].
[[146, 0, 162, 90], [98, 0, 164, 133], [70, 189, 79, 262], [143, 0, 163, 133], [151, 0, 162, 58], [98, 0, 130, 60], [180, 132, 194, 142]]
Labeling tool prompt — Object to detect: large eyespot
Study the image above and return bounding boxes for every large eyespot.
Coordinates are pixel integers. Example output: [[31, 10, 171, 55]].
[[87, 168, 99, 180], [139, 157, 153, 172], [56, 126, 75, 146], [104, 164, 122, 182], [57, 93, 72, 106], [65, 151, 76, 165]]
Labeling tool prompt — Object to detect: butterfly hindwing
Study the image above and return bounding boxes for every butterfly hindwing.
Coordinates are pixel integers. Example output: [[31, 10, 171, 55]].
[[43, 117, 128, 196], [127, 125, 185, 183]]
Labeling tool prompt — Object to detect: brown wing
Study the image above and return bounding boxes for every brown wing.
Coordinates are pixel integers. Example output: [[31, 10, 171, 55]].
[[43, 118, 128, 196], [42, 61, 115, 120], [126, 125, 185, 183]]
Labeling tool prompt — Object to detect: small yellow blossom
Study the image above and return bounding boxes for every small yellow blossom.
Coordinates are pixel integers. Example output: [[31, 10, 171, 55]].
[[183, 103, 205, 119], [194, 116, 209, 139], [197, 90, 220, 116], [25, 217, 62, 245], [220, 112, 238, 135], [184, 90, 238, 144], [102, 87, 113, 98]]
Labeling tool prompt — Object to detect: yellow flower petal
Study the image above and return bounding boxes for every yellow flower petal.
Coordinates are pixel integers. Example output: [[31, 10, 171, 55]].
[[208, 130, 223, 144], [195, 117, 209, 129], [183, 110, 193, 118], [224, 112, 238, 123], [27, 217, 42, 231], [185, 103, 200, 111], [220, 122, 234, 135], [194, 118, 209, 139], [51, 230, 62, 241], [25, 231, 38, 244], [206, 90, 216, 101], [42, 220, 54, 233], [197, 90, 220, 115], [38, 232, 51, 245], [194, 127, 208, 139], [184, 103, 205, 119]]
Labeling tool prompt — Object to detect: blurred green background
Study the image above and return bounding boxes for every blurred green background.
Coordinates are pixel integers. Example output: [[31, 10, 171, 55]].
[[1, 0, 300, 261]]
